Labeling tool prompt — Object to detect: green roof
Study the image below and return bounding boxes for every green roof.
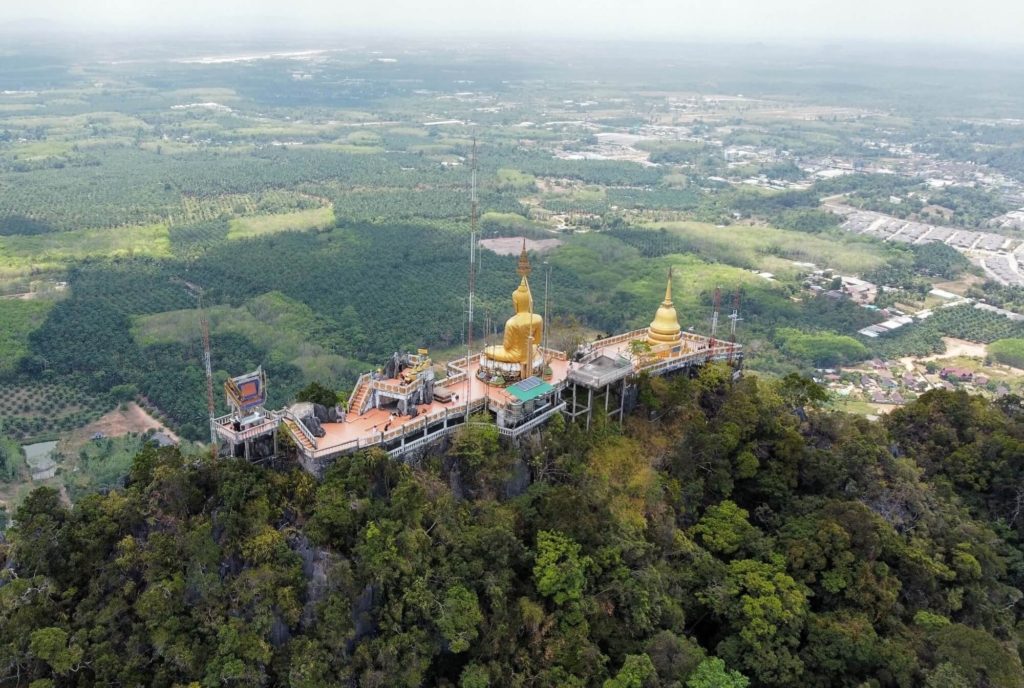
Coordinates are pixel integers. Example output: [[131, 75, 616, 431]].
[[507, 376, 554, 402]]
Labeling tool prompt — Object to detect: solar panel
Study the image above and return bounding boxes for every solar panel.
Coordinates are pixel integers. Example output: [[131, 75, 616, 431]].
[[514, 376, 542, 392]]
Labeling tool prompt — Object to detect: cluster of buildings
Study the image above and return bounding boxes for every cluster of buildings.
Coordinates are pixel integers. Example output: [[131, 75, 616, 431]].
[[830, 203, 1024, 286], [823, 357, 1012, 413], [211, 245, 742, 475]]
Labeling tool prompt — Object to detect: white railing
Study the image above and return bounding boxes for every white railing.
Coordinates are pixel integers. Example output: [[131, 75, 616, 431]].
[[298, 397, 490, 461], [212, 412, 281, 443], [282, 409, 319, 448], [498, 403, 566, 437], [372, 378, 419, 396], [348, 373, 371, 414], [590, 328, 650, 349], [538, 346, 568, 361]]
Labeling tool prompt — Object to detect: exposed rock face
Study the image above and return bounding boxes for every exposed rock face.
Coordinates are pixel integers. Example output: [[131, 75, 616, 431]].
[[292, 532, 342, 630]]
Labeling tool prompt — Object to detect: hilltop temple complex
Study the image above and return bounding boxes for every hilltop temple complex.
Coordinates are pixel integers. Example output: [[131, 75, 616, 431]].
[[212, 243, 742, 473]]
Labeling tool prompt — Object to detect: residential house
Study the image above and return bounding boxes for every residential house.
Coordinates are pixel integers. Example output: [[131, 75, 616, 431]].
[[940, 367, 973, 382]]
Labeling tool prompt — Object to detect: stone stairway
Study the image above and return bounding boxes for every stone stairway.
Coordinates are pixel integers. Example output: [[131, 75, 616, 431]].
[[282, 417, 314, 451], [348, 377, 370, 415]]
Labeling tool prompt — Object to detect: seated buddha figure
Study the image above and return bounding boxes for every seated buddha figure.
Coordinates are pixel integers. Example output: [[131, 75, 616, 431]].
[[485, 276, 543, 363]]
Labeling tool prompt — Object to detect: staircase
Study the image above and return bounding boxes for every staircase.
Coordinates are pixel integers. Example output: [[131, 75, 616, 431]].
[[282, 417, 315, 451], [348, 375, 371, 416]]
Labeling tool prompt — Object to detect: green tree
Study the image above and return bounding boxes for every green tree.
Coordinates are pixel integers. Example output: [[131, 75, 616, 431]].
[[437, 585, 484, 653], [29, 627, 83, 676], [534, 530, 590, 606], [691, 500, 760, 557], [604, 653, 656, 688], [295, 381, 337, 407], [686, 657, 749, 688]]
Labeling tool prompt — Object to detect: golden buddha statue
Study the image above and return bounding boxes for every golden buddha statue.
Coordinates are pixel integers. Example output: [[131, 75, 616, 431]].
[[484, 240, 544, 367], [647, 268, 681, 346]]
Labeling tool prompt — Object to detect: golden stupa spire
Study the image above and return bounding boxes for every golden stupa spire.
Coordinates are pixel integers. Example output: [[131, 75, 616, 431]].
[[648, 267, 681, 345], [517, 238, 532, 279]]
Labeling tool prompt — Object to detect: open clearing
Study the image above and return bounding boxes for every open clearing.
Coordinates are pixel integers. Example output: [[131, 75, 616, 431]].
[[905, 337, 988, 364], [227, 206, 335, 239], [0, 223, 171, 268], [639, 220, 894, 277], [62, 402, 178, 452], [480, 237, 564, 255]]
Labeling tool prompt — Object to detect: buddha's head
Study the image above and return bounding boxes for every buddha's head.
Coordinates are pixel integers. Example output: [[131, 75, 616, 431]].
[[512, 277, 533, 314]]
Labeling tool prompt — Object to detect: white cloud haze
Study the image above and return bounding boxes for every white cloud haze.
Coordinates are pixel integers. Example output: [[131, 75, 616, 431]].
[[2, 0, 1023, 46]]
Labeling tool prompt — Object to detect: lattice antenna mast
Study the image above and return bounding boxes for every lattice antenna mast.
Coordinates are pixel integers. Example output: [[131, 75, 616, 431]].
[[465, 138, 479, 417], [728, 288, 742, 341], [198, 290, 217, 458], [728, 288, 742, 363], [709, 287, 722, 349]]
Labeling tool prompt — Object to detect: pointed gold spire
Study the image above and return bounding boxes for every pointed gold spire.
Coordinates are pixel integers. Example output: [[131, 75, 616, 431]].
[[517, 238, 532, 278], [648, 267, 681, 345]]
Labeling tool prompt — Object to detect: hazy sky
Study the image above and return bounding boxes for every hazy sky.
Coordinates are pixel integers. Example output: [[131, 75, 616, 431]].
[[4, 0, 1024, 46]]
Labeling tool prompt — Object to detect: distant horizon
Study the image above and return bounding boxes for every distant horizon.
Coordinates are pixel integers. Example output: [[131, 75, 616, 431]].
[[3, 0, 1024, 52], [3, 27, 1024, 63]]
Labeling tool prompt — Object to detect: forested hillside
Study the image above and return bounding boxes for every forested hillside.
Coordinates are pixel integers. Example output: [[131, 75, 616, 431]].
[[3, 369, 1024, 687]]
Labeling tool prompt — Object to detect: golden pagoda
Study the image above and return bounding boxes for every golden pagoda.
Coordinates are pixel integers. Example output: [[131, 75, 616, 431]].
[[482, 239, 544, 380], [647, 268, 681, 346]]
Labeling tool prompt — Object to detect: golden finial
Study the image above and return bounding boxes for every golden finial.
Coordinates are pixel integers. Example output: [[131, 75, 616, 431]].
[[663, 267, 673, 305], [517, 238, 532, 278]]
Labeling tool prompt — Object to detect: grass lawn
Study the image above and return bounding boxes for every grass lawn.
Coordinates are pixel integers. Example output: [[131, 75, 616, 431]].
[[133, 291, 357, 386], [0, 299, 54, 374], [0, 223, 171, 268], [638, 220, 894, 277], [227, 206, 335, 239]]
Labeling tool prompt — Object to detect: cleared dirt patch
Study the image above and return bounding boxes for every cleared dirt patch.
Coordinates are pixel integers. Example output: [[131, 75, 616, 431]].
[[61, 402, 178, 454], [479, 237, 563, 256]]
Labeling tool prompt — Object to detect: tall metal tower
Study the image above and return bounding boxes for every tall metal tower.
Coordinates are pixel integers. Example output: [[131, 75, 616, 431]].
[[728, 288, 742, 363], [465, 138, 479, 417], [198, 290, 217, 458], [709, 287, 722, 349]]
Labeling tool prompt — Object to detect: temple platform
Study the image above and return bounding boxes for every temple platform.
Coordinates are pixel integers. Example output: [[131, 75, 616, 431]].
[[211, 259, 741, 469], [214, 330, 739, 471]]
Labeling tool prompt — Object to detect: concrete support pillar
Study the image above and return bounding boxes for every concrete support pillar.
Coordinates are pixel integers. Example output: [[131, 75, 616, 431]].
[[620, 378, 627, 424], [586, 387, 593, 430]]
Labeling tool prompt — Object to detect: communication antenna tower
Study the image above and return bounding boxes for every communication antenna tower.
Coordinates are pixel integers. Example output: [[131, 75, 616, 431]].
[[709, 287, 722, 350], [198, 290, 217, 459], [171, 276, 217, 458], [728, 288, 742, 363], [465, 138, 478, 418]]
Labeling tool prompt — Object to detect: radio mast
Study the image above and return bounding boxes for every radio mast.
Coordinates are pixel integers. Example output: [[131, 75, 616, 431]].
[[465, 138, 478, 418]]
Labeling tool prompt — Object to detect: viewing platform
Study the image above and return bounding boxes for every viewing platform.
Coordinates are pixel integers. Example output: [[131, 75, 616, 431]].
[[210, 258, 742, 471]]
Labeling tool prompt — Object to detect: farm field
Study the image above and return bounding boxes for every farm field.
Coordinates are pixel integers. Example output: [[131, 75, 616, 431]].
[[227, 205, 335, 239], [0, 37, 1022, 508]]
